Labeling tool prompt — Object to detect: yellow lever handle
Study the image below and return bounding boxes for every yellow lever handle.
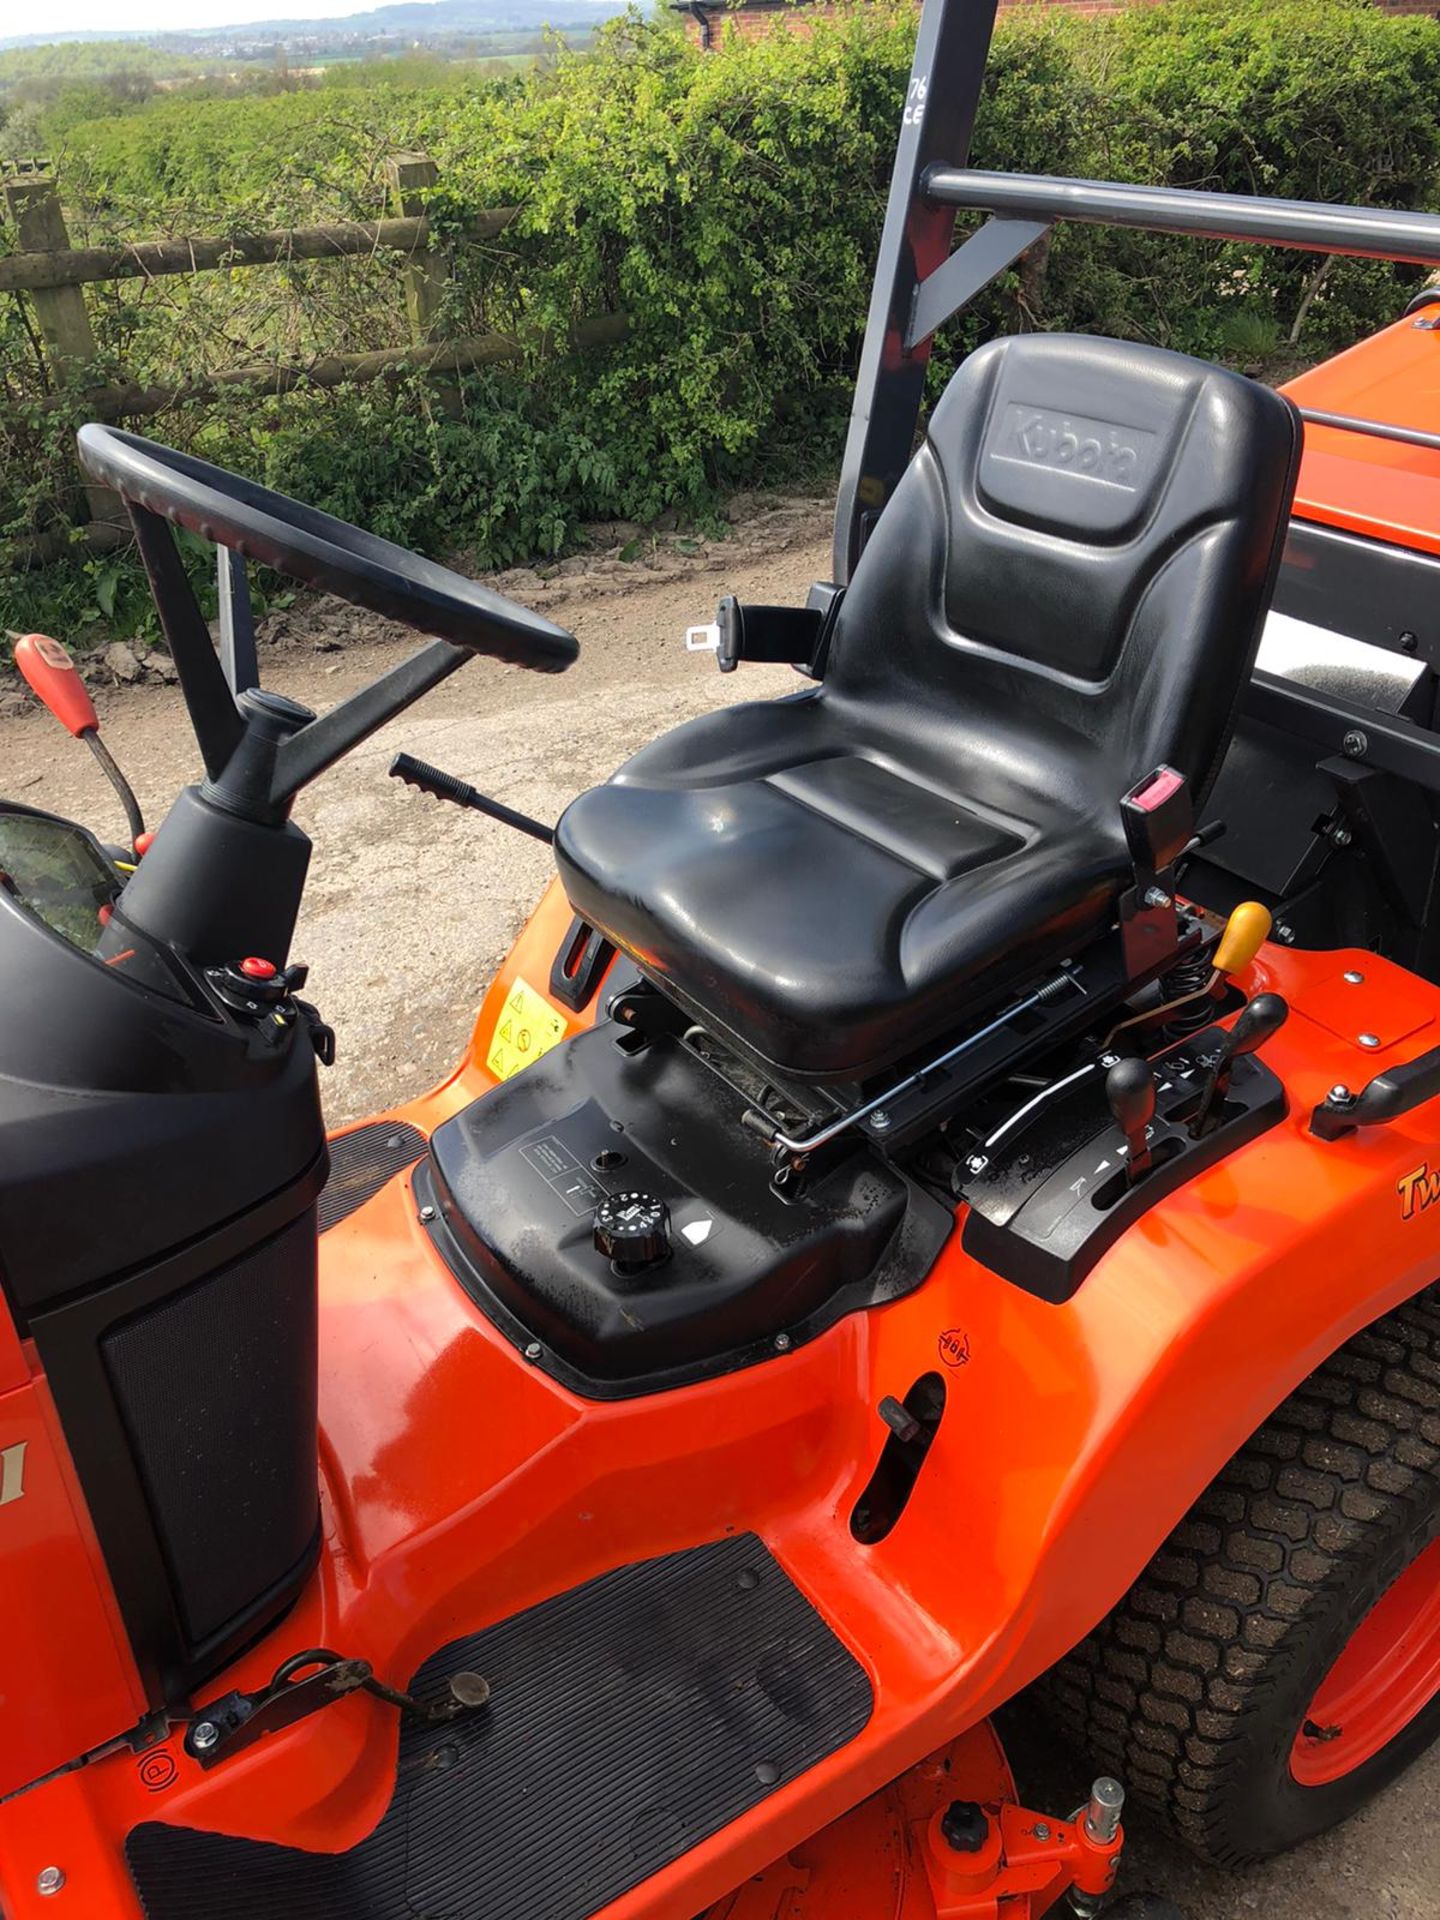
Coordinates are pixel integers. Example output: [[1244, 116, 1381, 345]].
[[1213, 900, 1273, 977]]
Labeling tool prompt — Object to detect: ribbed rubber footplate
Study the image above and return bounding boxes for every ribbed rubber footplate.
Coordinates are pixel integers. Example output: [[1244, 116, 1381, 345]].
[[127, 1534, 872, 1920], [318, 1121, 426, 1233]]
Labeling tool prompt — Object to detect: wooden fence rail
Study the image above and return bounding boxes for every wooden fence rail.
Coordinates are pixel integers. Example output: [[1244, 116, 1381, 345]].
[[1, 152, 625, 565], [0, 210, 517, 294]]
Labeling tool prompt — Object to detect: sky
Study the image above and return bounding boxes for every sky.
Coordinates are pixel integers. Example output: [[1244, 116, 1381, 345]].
[[5, 0, 373, 34]]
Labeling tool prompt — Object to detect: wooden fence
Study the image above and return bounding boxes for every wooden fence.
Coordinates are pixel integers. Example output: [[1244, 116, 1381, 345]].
[[1, 154, 627, 562]]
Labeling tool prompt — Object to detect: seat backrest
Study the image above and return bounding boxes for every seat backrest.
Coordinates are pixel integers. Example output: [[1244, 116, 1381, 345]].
[[827, 333, 1302, 827]]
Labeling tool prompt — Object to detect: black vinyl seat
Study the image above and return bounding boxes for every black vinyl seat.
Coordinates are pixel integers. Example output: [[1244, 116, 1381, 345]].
[[557, 334, 1301, 1080]]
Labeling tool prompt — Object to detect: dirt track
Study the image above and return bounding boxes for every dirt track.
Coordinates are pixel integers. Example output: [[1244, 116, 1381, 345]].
[[3, 506, 1437, 1919]]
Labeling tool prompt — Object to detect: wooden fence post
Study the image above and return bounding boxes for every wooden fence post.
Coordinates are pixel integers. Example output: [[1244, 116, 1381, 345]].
[[385, 154, 447, 344], [3, 168, 125, 538], [4, 172, 97, 376]]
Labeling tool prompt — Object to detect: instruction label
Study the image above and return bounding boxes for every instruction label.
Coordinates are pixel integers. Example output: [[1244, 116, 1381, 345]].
[[486, 976, 568, 1083]]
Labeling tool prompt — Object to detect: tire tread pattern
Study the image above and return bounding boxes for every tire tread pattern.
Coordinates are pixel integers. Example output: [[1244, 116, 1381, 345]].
[[1044, 1284, 1440, 1867]]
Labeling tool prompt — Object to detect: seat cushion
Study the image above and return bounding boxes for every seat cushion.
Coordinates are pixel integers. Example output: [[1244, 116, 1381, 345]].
[[555, 695, 1130, 1079], [556, 335, 1300, 1082]]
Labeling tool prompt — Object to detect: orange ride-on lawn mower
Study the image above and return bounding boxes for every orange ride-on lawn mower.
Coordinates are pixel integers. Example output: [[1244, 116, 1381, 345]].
[[6, 1, 1440, 1915]]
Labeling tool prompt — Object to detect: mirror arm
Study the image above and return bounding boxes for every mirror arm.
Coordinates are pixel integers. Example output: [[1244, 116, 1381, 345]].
[[270, 637, 470, 810], [130, 506, 244, 782]]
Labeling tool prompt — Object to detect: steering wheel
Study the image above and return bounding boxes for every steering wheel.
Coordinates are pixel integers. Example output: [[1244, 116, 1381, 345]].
[[78, 425, 578, 674], [76, 424, 579, 823]]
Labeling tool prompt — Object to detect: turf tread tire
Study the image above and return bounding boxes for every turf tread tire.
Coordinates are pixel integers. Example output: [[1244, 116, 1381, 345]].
[[1044, 1283, 1440, 1867]]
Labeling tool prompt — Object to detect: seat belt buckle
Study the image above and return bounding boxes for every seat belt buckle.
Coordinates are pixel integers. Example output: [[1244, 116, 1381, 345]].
[[1122, 765, 1193, 875], [1119, 766, 1193, 980], [683, 595, 827, 676]]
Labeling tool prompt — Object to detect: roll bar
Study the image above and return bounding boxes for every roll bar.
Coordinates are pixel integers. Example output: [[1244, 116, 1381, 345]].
[[834, 0, 1440, 583]]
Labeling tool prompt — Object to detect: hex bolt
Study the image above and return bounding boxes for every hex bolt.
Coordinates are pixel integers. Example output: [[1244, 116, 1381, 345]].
[[1275, 924, 1295, 944], [523, 1342, 544, 1364], [774, 1333, 792, 1353], [418, 1204, 436, 1224], [1359, 1033, 1381, 1050], [192, 1722, 219, 1753], [1032, 1821, 1051, 1842], [870, 1109, 892, 1132], [36, 1867, 65, 1897], [1343, 729, 1369, 759], [1084, 1776, 1125, 1846], [1142, 886, 1172, 910], [1343, 970, 1364, 985], [1332, 827, 1353, 848]]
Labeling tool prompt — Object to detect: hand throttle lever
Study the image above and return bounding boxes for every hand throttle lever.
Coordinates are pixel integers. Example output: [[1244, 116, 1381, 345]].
[[1191, 991, 1289, 1138], [1106, 1056, 1157, 1183]]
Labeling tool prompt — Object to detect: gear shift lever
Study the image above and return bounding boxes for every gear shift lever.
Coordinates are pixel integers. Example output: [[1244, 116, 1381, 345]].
[[1106, 1056, 1157, 1182], [1191, 992, 1289, 1137]]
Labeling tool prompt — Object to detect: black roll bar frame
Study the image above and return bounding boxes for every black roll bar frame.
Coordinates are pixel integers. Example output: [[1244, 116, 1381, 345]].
[[834, 0, 1440, 595]]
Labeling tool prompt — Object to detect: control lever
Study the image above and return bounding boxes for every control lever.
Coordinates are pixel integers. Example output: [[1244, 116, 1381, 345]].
[[389, 753, 554, 845], [13, 633, 147, 851], [1106, 1057, 1156, 1182], [1190, 992, 1289, 1138]]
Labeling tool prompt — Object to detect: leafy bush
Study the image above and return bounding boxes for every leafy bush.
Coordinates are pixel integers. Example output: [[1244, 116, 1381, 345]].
[[5, 0, 1440, 642]]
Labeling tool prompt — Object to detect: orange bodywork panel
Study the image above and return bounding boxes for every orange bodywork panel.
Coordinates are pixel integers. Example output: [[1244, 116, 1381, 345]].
[[1285, 309, 1440, 555], [0, 1372, 148, 1796], [3, 882, 1440, 1917]]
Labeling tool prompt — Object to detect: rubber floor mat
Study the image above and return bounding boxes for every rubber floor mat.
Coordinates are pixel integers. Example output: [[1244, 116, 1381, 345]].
[[318, 1121, 426, 1233], [127, 1533, 872, 1920]]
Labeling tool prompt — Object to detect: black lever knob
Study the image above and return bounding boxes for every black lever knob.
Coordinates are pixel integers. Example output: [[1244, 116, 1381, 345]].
[[1192, 991, 1289, 1137], [1106, 1056, 1157, 1181]]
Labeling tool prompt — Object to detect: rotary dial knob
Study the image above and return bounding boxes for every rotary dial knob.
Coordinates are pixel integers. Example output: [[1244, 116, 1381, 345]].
[[593, 1190, 671, 1269]]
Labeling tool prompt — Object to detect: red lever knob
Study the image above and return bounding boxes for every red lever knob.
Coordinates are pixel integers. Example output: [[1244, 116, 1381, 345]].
[[14, 633, 99, 740]]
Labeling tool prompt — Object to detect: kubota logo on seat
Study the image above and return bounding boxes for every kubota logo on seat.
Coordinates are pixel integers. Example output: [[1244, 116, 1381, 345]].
[[1398, 1162, 1440, 1220], [994, 403, 1156, 492]]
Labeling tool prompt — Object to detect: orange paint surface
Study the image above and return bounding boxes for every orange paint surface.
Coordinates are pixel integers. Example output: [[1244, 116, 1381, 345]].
[[1286, 311, 1440, 555], [4, 885, 1440, 1918]]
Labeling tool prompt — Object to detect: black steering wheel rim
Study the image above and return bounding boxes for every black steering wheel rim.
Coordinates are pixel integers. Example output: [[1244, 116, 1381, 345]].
[[77, 423, 578, 675]]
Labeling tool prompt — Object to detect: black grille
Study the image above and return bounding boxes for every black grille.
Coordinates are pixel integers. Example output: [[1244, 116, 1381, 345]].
[[102, 1211, 320, 1650], [318, 1121, 426, 1233]]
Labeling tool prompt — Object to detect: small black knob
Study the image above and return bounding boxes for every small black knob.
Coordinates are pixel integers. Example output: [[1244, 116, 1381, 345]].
[[593, 1190, 670, 1270], [940, 1800, 990, 1854], [1106, 1055, 1157, 1180]]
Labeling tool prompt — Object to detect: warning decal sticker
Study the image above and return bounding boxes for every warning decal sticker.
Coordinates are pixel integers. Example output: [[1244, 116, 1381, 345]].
[[486, 976, 568, 1083]]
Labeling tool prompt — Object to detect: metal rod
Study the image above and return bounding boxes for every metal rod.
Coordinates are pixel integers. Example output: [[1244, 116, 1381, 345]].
[[84, 730, 146, 849], [766, 967, 1080, 1157], [1300, 407, 1440, 456], [923, 169, 1440, 268]]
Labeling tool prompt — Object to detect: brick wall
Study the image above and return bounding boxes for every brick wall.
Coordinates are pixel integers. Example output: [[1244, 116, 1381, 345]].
[[677, 0, 1439, 50]]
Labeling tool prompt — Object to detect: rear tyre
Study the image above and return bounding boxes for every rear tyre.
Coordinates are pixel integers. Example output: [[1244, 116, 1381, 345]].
[[1044, 1284, 1440, 1867]]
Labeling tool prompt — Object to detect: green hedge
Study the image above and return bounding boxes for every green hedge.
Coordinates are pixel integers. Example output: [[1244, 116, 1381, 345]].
[[5, 0, 1440, 640]]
